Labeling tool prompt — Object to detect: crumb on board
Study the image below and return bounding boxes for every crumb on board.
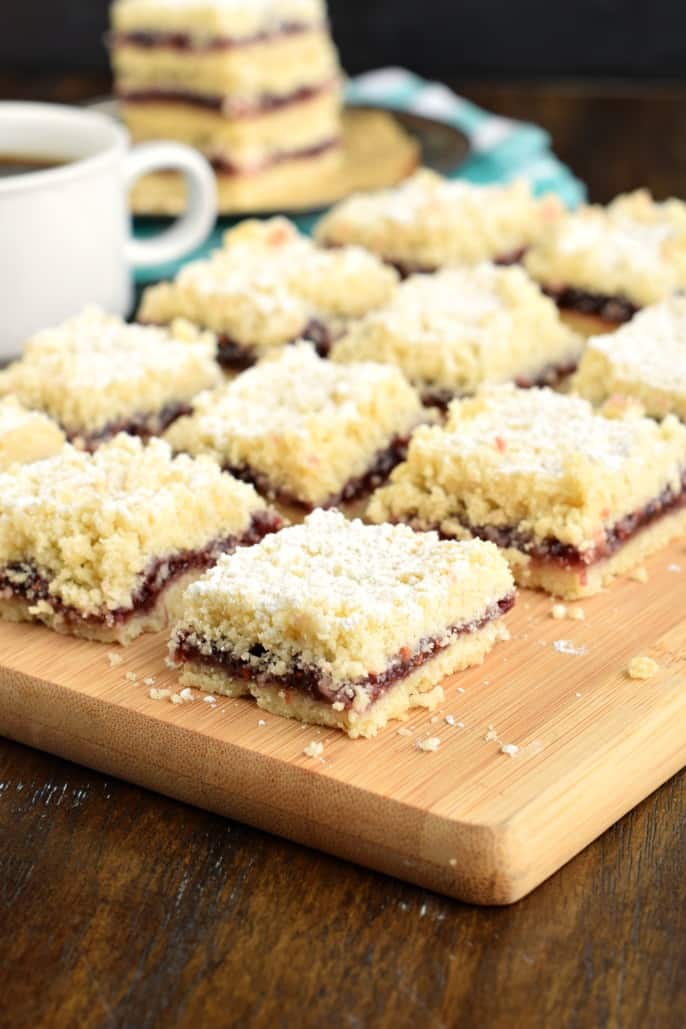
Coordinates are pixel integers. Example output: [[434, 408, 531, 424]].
[[143, 676, 156, 687], [553, 639, 588, 656], [484, 726, 498, 742], [204, 695, 217, 704], [630, 566, 648, 583], [258, 718, 267, 726], [417, 737, 441, 752], [575, 691, 582, 698], [149, 687, 171, 701], [627, 655, 660, 680], [449, 858, 458, 867], [500, 743, 519, 757], [303, 741, 324, 758], [430, 715, 440, 724], [570, 607, 585, 621], [124, 671, 138, 683], [106, 651, 123, 667], [551, 603, 567, 620], [444, 714, 456, 726], [171, 687, 195, 705], [397, 727, 413, 737], [457, 687, 465, 694], [667, 563, 682, 573]]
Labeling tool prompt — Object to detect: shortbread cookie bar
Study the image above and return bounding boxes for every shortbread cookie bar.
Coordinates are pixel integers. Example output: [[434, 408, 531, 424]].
[[0, 308, 221, 450], [332, 264, 583, 406], [525, 190, 686, 333], [110, 0, 343, 185], [0, 435, 281, 644], [170, 509, 515, 737], [315, 169, 562, 274], [165, 342, 423, 508], [574, 297, 686, 420], [0, 398, 65, 469], [139, 217, 398, 370], [368, 384, 686, 598]]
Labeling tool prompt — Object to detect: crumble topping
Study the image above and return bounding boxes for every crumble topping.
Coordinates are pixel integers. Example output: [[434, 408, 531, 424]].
[[165, 342, 423, 507], [525, 191, 686, 307], [0, 434, 268, 616], [111, 0, 326, 39], [575, 298, 686, 420], [138, 217, 398, 351], [0, 397, 66, 469], [368, 384, 686, 550], [303, 740, 325, 758], [315, 169, 562, 271], [0, 307, 220, 437], [627, 656, 660, 679], [332, 264, 582, 396], [172, 509, 514, 684], [417, 737, 441, 752]]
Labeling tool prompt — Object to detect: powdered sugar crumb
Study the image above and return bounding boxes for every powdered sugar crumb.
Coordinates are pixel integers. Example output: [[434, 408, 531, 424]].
[[417, 737, 441, 752], [303, 741, 324, 758], [554, 639, 588, 656], [500, 743, 519, 757], [107, 651, 123, 667]]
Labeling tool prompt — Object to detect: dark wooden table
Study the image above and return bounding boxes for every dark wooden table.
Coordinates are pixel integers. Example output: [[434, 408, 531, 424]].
[[2, 74, 686, 1029]]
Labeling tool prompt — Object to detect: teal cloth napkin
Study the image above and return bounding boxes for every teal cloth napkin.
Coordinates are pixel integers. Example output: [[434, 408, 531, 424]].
[[135, 68, 585, 285]]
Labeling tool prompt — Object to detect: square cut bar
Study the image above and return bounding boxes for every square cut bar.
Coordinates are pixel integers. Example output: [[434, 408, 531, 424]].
[[524, 190, 686, 333], [0, 435, 281, 644], [110, 0, 343, 181], [165, 342, 423, 508], [0, 307, 221, 450], [574, 297, 686, 421], [0, 398, 65, 469], [139, 217, 398, 370], [367, 384, 686, 599], [332, 264, 583, 405], [170, 509, 515, 737], [314, 170, 563, 274]]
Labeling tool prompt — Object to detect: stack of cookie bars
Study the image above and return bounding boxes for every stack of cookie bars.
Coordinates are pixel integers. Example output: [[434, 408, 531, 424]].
[[110, 0, 343, 207], [3, 164, 686, 738]]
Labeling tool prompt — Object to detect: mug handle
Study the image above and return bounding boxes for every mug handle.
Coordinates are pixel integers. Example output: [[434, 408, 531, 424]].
[[123, 142, 217, 270]]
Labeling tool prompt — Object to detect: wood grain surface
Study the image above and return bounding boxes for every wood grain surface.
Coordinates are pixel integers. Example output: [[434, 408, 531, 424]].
[[2, 540, 686, 909], [2, 74, 686, 1028]]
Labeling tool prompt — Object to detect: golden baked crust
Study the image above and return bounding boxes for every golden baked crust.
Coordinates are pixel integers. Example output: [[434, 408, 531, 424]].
[[574, 297, 686, 420], [367, 384, 686, 580], [165, 342, 423, 507], [170, 509, 514, 734], [113, 28, 339, 99], [0, 308, 221, 442], [0, 398, 66, 470], [524, 190, 686, 308], [315, 169, 563, 270], [332, 264, 582, 397], [120, 83, 340, 167], [111, 0, 326, 39], [0, 435, 270, 626], [139, 217, 398, 352]]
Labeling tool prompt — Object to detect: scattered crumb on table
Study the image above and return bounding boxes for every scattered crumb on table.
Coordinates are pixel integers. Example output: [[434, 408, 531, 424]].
[[303, 741, 324, 758], [627, 655, 660, 680], [417, 737, 441, 752], [630, 567, 648, 583]]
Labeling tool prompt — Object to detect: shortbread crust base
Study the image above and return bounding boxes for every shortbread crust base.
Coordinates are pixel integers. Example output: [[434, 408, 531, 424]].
[[178, 619, 509, 738], [490, 506, 686, 599], [0, 570, 201, 646]]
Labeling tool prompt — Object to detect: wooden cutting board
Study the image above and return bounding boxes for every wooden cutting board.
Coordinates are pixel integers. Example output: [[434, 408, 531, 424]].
[[1, 539, 685, 906]]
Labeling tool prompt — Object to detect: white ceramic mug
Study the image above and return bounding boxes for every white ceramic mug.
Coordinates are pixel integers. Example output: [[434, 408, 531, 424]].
[[0, 101, 217, 358]]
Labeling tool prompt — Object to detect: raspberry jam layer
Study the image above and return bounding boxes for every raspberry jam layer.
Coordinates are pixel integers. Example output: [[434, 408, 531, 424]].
[[0, 510, 281, 631], [389, 248, 527, 279], [112, 23, 315, 52], [225, 435, 411, 510], [119, 80, 334, 118], [173, 594, 514, 709], [68, 401, 192, 452], [435, 472, 686, 570], [216, 319, 334, 371], [544, 286, 638, 325], [421, 359, 579, 409]]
